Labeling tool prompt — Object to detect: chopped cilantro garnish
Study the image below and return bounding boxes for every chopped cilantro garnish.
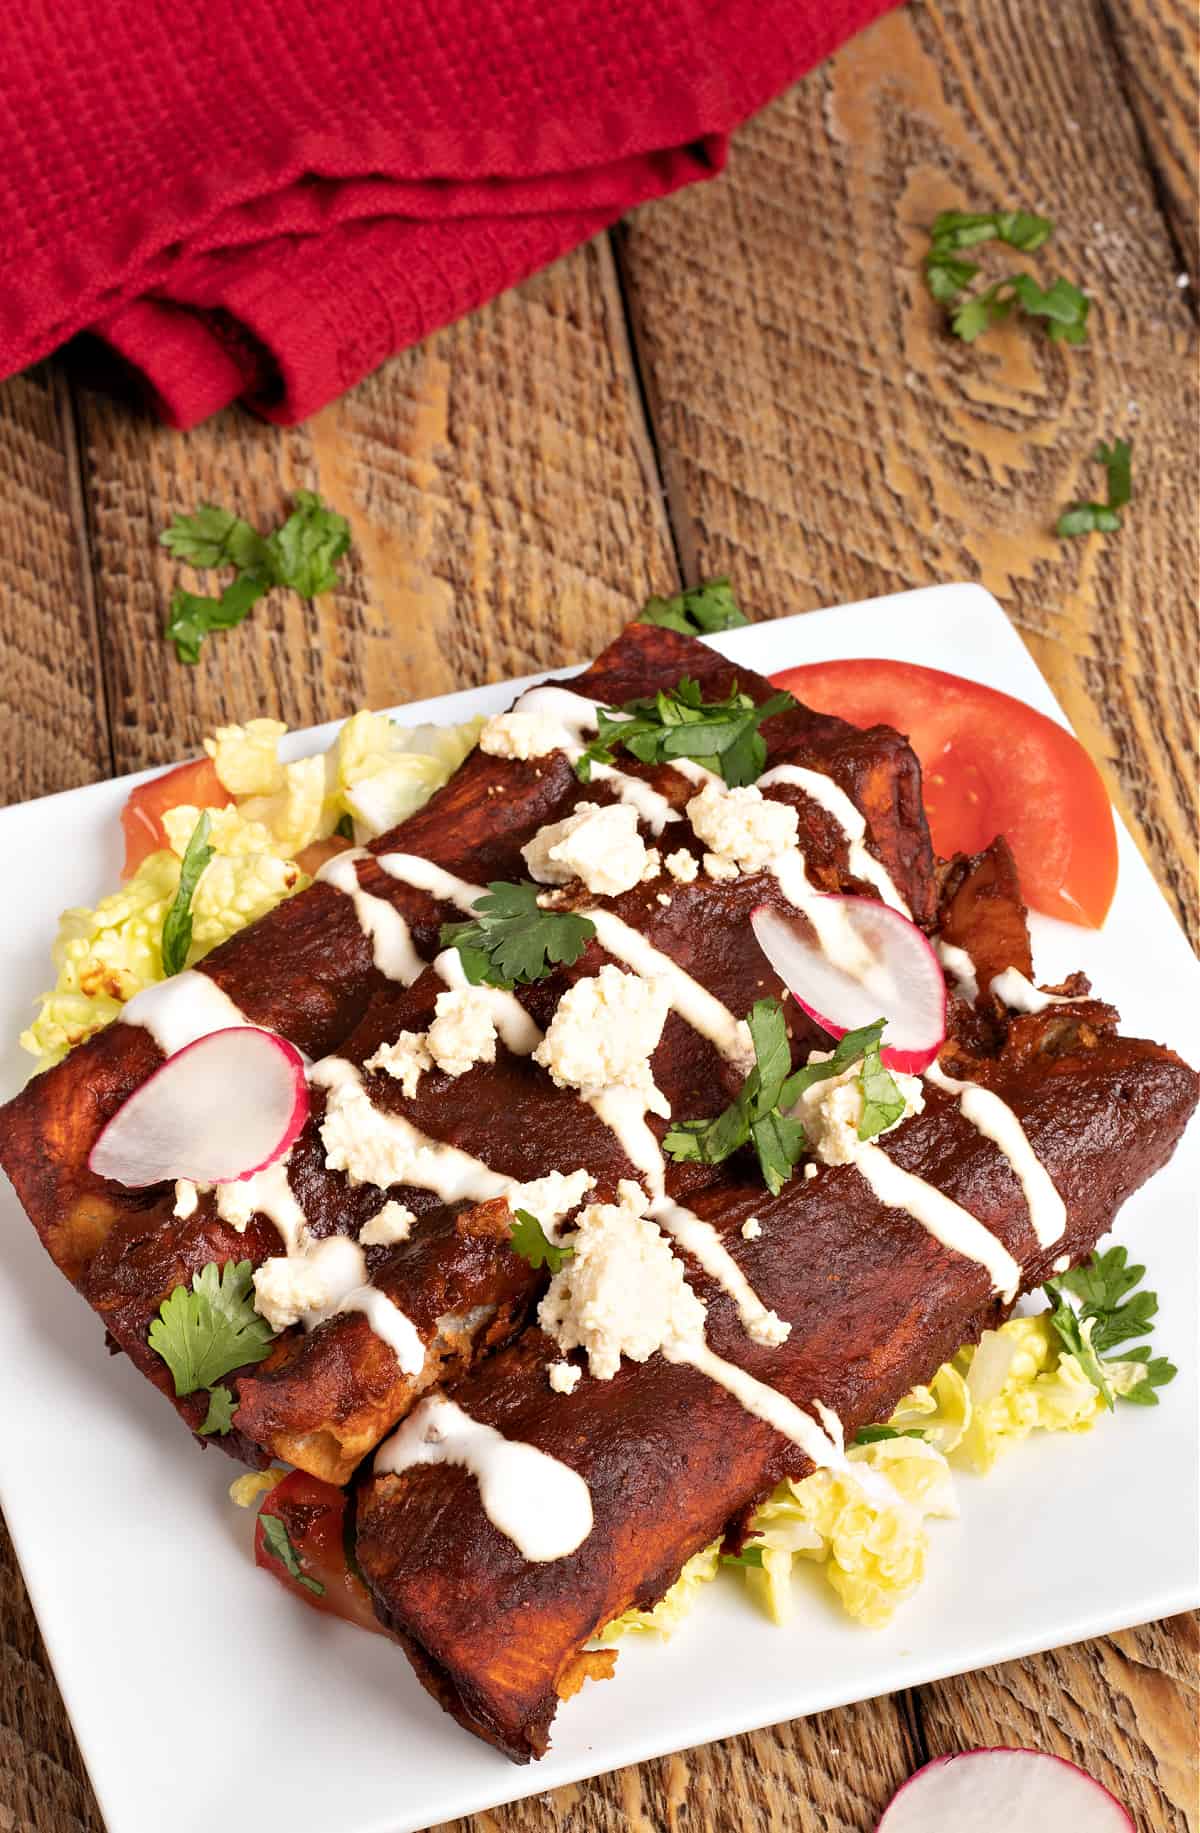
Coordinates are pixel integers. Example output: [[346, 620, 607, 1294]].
[[1057, 438, 1132, 537], [440, 881, 595, 987], [198, 1384, 236, 1436], [510, 1208, 574, 1274], [853, 1423, 926, 1445], [148, 1259, 276, 1401], [1042, 1245, 1176, 1409], [160, 811, 215, 977], [720, 1543, 765, 1569], [922, 208, 1089, 347], [576, 676, 794, 790], [664, 1011, 902, 1195], [161, 490, 351, 663], [638, 578, 749, 637], [258, 1512, 325, 1596]]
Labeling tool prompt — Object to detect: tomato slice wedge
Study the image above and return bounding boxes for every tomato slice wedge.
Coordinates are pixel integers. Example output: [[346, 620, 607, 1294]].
[[120, 757, 233, 879], [254, 1471, 384, 1635], [771, 659, 1117, 928]]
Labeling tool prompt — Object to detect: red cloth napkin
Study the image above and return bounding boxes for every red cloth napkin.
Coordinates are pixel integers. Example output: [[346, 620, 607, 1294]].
[[0, 0, 892, 427]]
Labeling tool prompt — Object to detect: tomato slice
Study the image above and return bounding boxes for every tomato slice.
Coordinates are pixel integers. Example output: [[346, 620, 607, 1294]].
[[255, 1471, 384, 1635], [120, 757, 233, 878], [771, 659, 1117, 928]]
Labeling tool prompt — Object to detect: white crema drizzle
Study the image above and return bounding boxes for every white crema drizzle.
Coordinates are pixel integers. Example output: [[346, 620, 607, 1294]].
[[990, 967, 1080, 1014], [317, 849, 425, 984], [119, 971, 248, 1056], [854, 1141, 1022, 1300], [374, 1393, 594, 1561], [498, 684, 681, 833], [925, 1061, 1066, 1248], [758, 764, 910, 914], [935, 939, 979, 1005]]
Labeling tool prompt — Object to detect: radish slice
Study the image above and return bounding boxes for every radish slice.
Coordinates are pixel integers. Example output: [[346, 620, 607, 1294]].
[[89, 1027, 308, 1188], [877, 1749, 1133, 1830], [751, 897, 946, 1074]]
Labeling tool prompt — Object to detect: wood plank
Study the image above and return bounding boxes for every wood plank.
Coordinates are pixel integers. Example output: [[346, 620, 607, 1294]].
[[1103, 0, 1199, 282], [617, 0, 1199, 941], [431, 1694, 923, 1833], [918, 1613, 1200, 1833], [0, 365, 110, 802], [70, 237, 678, 776]]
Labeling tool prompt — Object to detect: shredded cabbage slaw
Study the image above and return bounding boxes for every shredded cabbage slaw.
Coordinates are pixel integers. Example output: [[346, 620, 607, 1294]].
[[21, 711, 481, 1072]]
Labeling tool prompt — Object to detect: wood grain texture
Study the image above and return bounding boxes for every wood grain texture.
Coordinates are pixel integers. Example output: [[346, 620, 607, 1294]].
[[71, 237, 677, 776], [618, 0, 1199, 941], [0, 365, 110, 803], [1100, 0, 1200, 283]]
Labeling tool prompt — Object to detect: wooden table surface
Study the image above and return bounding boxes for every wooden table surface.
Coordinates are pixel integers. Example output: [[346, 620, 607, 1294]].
[[1, 0, 1196, 1828]]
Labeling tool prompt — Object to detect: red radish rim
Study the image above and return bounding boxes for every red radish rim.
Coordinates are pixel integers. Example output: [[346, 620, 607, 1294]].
[[876, 1747, 1133, 1830], [750, 897, 946, 1075], [88, 1026, 309, 1189]]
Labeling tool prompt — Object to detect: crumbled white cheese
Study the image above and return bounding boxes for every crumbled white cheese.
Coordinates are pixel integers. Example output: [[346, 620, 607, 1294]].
[[426, 986, 498, 1077], [538, 1181, 706, 1379], [479, 710, 562, 761], [656, 892, 672, 907], [640, 848, 662, 883], [214, 1178, 259, 1231], [365, 1030, 432, 1097], [252, 1235, 365, 1333], [703, 852, 740, 881], [791, 1051, 925, 1165], [804, 1162, 818, 1180], [741, 1216, 762, 1240], [173, 1179, 201, 1220], [687, 781, 799, 872], [664, 848, 698, 884], [547, 1360, 582, 1395], [508, 1167, 595, 1237], [521, 801, 650, 898], [533, 964, 670, 1109], [321, 1078, 432, 1189], [359, 1200, 416, 1247]]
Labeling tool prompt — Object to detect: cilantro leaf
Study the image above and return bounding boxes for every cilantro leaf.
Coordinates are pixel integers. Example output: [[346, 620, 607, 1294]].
[[160, 811, 215, 977], [924, 251, 979, 304], [950, 272, 1089, 345], [1057, 438, 1131, 538], [577, 677, 794, 789], [510, 1208, 574, 1274], [721, 1544, 765, 1569], [199, 1384, 236, 1436], [440, 882, 595, 987], [638, 578, 749, 636], [160, 490, 350, 663], [929, 209, 1054, 254], [264, 490, 351, 597], [664, 997, 807, 1196], [1042, 1245, 1175, 1410], [148, 1260, 276, 1398], [856, 1048, 906, 1142], [159, 504, 271, 573], [165, 575, 268, 665], [259, 1512, 325, 1596], [776, 1019, 887, 1108], [854, 1424, 926, 1444]]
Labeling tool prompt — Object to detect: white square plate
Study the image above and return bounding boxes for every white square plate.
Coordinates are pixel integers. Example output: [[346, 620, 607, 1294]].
[[1, 584, 1196, 1833]]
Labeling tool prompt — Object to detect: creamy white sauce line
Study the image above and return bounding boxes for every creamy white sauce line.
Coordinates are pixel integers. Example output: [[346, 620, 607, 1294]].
[[317, 849, 425, 984], [934, 939, 979, 1005], [586, 908, 753, 1072], [374, 1393, 594, 1561], [770, 849, 881, 980], [854, 1141, 1022, 1300], [652, 1198, 789, 1347], [501, 684, 683, 833], [432, 948, 541, 1055], [990, 967, 1079, 1013], [120, 971, 249, 1057], [925, 1061, 1066, 1248], [758, 764, 910, 915]]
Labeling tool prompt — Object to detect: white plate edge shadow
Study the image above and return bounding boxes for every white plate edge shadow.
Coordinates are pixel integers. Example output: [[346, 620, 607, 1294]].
[[0, 582, 1196, 1833]]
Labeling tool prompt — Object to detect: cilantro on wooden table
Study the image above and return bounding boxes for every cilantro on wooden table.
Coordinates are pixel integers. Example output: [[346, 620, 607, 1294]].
[[161, 490, 351, 663], [1057, 438, 1132, 536], [1042, 1245, 1176, 1409], [638, 577, 749, 637], [510, 1208, 575, 1274], [440, 882, 595, 988], [665, 1011, 904, 1196], [923, 208, 1090, 346], [258, 1512, 325, 1596], [148, 1260, 276, 1435], [576, 676, 794, 791], [159, 811, 215, 977]]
